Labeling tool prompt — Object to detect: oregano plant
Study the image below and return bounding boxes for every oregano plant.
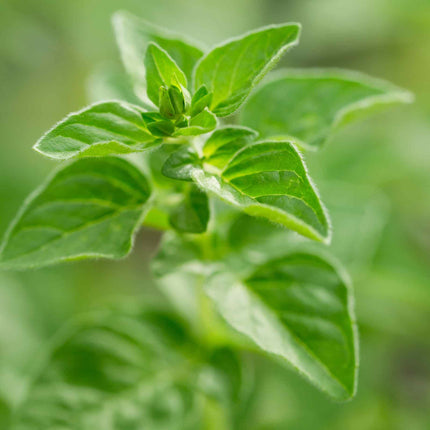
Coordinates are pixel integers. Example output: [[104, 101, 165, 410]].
[[0, 11, 413, 428]]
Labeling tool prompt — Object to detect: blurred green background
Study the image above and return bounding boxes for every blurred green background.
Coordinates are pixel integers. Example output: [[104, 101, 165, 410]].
[[0, 0, 429, 428]]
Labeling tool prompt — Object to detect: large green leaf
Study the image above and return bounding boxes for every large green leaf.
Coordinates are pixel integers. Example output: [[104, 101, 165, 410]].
[[241, 69, 414, 149], [34, 102, 158, 160], [144, 42, 188, 106], [191, 140, 331, 243], [193, 23, 300, 117], [10, 309, 206, 430], [113, 11, 204, 101], [0, 158, 151, 270], [205, 252, 358, 400]]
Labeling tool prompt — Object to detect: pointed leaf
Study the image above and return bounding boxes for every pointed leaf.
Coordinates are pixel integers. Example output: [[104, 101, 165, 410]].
[[241, 69, 414, 149], [193, 141, 331, 243], [203, 126, 258, 169], [205, 252, 358, 400], [170, 185, 210, 233], [113, 11, 204, 99], [193, 23, 301, 117], [190, 85, 213, 117], [144, 42, 188, 106], [34, 102, 158, 160], [0, 158, 151, 270]]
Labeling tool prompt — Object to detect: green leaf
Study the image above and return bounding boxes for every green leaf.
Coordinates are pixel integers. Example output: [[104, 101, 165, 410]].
[[193, 23, 301, 117], [170, 185, 210, 233], [240, 69, 414, 150], [0, 157, 151, 270], [203, 126, 258, 169], [162, 146, 201, 182], [34, 102, 158, 160], [205, 252, 358, 400], [147, 119, 175, 137], [173, 109, 217, 136], [144, 42, 188, 107], [113, 11, 204, 100], [190, 85, 213, 117], [193, 140, 331, 243], [11, 308, 205, 430]]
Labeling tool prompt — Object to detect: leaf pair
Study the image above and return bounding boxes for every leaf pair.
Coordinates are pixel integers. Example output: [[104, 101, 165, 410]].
[[114, 11, 301, 118], [163, 128, 331, 242]]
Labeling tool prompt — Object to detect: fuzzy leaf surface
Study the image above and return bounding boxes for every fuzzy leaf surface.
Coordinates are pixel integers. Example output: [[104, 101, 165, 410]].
[[193, 141, 330, 243], [203, 126, 258, 169], [205, 252, 358, 400], [0, 158, 151, 270], [34, 102, 158, 160], [241, 69, 414, 149], [193, 23, 300, 116]]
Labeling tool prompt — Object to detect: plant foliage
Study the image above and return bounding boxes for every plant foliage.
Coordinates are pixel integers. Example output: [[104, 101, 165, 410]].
[[0, 11, 412, 428]]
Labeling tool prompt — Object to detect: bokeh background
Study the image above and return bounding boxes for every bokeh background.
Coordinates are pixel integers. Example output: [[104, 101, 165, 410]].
[[0, 0, 429, 428]]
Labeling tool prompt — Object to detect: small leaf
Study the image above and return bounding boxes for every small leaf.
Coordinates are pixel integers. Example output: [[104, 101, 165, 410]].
[[191, 85, 213, 117], [113, 11, 204, 99], [193, 23, 301, 117], [162, 146, 201, 182], [241, 69, 414, 149], [34, 101, 158, 160], [170, 185, 210, 233], [147, 119, 175, 136], [203, 126, 258, 169], [205, 252, 358, 400], [173, 109, 217, 136], [0, 157, 151, 270], [144, 42, 188, 107], [193, 140, 331, 243]]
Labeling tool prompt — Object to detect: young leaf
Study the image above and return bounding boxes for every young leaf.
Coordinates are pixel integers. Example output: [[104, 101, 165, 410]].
[[240, 69, 414, 149], [144, 42, 188, 107], [193, 23, 301, 117], [205, 252, 358, 400], [0, 157, 151, 270], [190, 85, 213, 117], [203, 126, 258, 169], [34, 101, 158, 160], [113, 11, 204, 98], [11, 309, 205, 429], [173, 108, 217, 136], [193, 141, 331, 243], [147, 119, 175, 136], [170, 185, 210, 233], [162, 146, 201, 182]]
